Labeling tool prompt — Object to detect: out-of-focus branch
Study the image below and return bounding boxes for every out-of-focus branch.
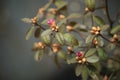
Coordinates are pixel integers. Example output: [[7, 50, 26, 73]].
[[105, 0, 113, 28]]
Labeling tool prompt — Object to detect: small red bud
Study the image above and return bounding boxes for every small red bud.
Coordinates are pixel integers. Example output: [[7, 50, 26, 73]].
[[48, 19, 54, 25], [76, 51, 83, 57]]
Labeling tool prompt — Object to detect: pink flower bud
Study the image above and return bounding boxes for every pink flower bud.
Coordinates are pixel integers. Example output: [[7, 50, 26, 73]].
[[48, 19, 54, 25], [76, 51, 83, 57]]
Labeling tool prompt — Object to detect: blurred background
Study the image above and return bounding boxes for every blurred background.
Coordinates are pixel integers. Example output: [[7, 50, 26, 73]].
[[0, 0, 120, 80]]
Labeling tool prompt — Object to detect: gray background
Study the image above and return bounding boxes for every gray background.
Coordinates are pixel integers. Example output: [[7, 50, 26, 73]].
[[0, 0, 120, 80]]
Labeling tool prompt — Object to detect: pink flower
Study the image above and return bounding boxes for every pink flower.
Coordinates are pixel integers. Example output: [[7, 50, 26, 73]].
[[48, 19, 54, 25], [76, 51, 83, 57]]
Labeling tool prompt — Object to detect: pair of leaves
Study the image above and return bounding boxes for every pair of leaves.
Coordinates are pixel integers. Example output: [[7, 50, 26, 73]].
[[56, 32, 79, 46], [75, 64, 98, 80], [85, 48, 99, 63], [75, 65, 89, 80]]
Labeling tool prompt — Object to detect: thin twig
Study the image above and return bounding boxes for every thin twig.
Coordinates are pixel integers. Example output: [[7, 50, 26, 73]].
[[35, 23, 46, 30], [99, 34, 120, 47]]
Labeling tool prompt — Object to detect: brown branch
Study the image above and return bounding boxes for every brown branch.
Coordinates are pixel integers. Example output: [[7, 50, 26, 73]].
[[35, 23, 46, 30], [99, 34, 120, 47]]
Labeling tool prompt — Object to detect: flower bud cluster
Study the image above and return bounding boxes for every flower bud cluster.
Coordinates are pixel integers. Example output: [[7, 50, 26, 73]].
[[75, 51, 86, 63], [31, 17, 38, 24], [93, 38, 98, 45], [91, 26, 101, 35], [52, 43, 61, 53], [34, 42, 45, 49], [48, 19, 58, 32], [110, 34, 118, 42]]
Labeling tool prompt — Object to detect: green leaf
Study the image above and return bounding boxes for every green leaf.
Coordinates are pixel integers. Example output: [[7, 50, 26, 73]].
[[67, 58, 77, 64], [55, 32, 65, 45], [43, 0, 53, 10], [106, 43, 116, 50], [87, 64, 97, 72], [101, 24, 109, 31], [55, 0, 67, 10], [54, 54, 61, 68], [41, 29, 52, 44], [34, 28, 41, 38], [67, 13, 81, 19], [75, 65, 82, 76], [97, 47, 108, 60], [86, 55, 99, 63], [93, 62, 101, 72], [67, 55, 77, 64], [85, 0, 95, 11], [58, 50, 67, 60], [86, 34, 95, 44], [97, 36, 104, 47], [34, 50, 43, 61], [85, 48, 96, 57], [89, 72, 99, 80], [58, 23, 66, 33], [110, 25, 120, 34], [41, 29, 52, 36], [21, 18, 31, 23], [26, 26, 35, 40], [74, 24, 88, 32], [64, 33, 79, 46], [81, 65, 89, 80], [93, 15, 105, 26]]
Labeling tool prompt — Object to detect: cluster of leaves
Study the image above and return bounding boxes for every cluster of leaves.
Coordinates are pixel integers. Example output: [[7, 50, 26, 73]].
[[22, 0, 120, 80]]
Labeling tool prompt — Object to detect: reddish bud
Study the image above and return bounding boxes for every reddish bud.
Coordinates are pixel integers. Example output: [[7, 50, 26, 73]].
[[48, 19, 54, 25], [76, 51, 83, 57]]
